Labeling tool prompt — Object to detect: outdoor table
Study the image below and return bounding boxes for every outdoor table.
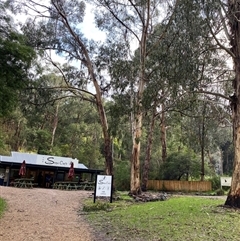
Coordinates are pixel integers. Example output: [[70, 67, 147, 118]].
[[78, 181, 95, 191], [53, 181, 78, 190], [66, 182, 79, 190], [14, 178, 34, 188], [53, 181, 95, 190]]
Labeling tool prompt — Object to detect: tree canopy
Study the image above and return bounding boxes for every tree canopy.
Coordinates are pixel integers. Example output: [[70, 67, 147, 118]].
[[0, 5, 36, 116]]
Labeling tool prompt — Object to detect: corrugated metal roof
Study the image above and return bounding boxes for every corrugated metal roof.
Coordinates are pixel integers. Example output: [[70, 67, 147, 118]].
[[0, 152, 88, 169]]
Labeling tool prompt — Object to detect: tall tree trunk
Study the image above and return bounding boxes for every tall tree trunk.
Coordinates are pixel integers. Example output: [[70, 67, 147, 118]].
[[225, 0, 240, 207], [88, 58, 113, 175], [131, 97, 144, 194], [130, 0, 150, 195], [131, 123, 142, 195], [50, 103, 59, 149], [141, 104, 157, 192], [160, 104, 167, 163], [92, 0, 179, 195], [200, 104, 206, 181], [13, 119, 22, 151], [93, 71, 113, 175]]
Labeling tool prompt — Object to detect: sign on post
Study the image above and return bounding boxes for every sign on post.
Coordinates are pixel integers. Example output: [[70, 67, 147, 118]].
[[220, 177, 232, 189], [94, 175, 113, 203]]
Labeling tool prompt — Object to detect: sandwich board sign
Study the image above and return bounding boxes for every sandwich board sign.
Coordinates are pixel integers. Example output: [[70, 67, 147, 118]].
[[94, 175, 113, 203]]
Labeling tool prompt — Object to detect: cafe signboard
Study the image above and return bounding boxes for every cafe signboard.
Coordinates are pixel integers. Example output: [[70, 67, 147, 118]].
[[94, 175, 113, 203], [36, 155, 78, 168]]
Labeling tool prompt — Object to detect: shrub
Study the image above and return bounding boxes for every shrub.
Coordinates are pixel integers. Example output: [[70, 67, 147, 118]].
[[82, 201, 111, 212], [162, 150, 201, 180], [208, 176, 221, 190], [215, 188, 225, 196], [114, 161, 130, 191]]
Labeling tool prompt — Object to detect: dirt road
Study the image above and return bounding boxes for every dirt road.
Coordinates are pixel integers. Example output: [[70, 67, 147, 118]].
[[0, 186, 96, 241]]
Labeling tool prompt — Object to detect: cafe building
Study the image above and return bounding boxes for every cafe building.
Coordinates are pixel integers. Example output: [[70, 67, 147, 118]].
[[0, 151, 103, 187]]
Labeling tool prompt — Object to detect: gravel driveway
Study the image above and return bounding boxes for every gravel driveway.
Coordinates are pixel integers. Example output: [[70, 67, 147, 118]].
[[0, 186, 97, 241]]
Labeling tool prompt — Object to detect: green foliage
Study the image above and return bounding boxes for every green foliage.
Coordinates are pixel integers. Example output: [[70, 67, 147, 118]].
[[0, 6, 36, 117], [207, 175, 221, 191], [220, 139, 234, 174], [78, 140, 104, 169], [215, 188, 225, 196], [114, 161, 130, 191], [162, 149, 201, 180], [1, 109, 28, 151], [0, 128, 9, 154], [26, 129, 51, 154]]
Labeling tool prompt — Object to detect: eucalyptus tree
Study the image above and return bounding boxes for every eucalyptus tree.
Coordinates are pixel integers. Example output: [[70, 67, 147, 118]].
[[6, 0, 114, 175], [200, 0, 240, 207], [92, 0, 182, 195], [224, 0, 240, 208], [139, 0, 230, 189], [179, 96, 231, 176]]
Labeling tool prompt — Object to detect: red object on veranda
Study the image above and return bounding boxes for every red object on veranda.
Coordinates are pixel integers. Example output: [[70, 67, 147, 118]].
[[19, 160, 26, 177], [68, 162, 74, 179]]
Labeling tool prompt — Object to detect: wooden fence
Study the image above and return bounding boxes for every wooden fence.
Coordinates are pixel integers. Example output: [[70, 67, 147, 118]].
[[147, 180, 212, 192]]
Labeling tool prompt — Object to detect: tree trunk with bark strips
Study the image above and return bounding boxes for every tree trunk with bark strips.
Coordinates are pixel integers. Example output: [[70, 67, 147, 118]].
[[225, 0, 240, 207], [50, 103, 59, 149], [160, 104, 167, 163], [130, 0, 150, 195], [142, 105, 156, 191], [53, 0, 114, 176]]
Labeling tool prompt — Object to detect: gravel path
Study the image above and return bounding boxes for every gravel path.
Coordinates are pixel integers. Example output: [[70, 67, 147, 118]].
[[0, 186, 97, 241]]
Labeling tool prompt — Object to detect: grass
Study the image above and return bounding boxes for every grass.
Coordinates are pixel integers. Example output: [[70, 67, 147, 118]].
[[83, 194, 240, 241], [0, 197, 6, 218]]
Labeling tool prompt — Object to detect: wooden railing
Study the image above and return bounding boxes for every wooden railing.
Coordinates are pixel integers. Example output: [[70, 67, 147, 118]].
[[147, 180, 212, 192]]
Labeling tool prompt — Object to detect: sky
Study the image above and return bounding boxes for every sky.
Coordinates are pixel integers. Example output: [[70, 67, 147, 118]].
[[42, 3, 106, 67], [14, 2, 105, 45], [78, 4, 106, 41]]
